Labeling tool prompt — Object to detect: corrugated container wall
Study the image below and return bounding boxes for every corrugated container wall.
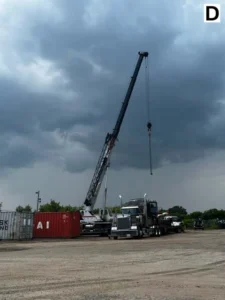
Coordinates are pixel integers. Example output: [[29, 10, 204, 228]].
[[0, 212, 33, 240], [33, 211, 81, 238]]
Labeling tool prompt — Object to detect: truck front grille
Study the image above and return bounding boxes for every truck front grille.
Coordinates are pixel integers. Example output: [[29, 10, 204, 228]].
[[117, 217, 130, 230]]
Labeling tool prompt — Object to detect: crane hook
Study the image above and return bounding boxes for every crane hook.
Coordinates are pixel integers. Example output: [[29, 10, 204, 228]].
[[147, 122, 152, 134]]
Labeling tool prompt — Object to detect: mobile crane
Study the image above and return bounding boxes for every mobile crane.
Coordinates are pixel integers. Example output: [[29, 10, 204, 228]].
[[80, 51, 150, 235]]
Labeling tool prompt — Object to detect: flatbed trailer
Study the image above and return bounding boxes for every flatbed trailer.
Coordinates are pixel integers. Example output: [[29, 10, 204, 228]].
[[109, 223, 169, 239]]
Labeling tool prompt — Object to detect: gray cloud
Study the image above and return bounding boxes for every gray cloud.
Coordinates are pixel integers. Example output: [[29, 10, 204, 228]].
[[0, 0, 224, 175]]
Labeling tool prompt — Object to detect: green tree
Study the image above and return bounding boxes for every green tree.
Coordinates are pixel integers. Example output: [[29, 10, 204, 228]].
[[110, 206, 121, 213], [217, 209, 225, 219], [39, 200, 62, 212], [39, 200, 82, 212], [202, 209, 225, 220], [189, 211, 203, 219], [60, 205, 78, 212], [168, 206, 187, 217], [16, 205, 32, 213]]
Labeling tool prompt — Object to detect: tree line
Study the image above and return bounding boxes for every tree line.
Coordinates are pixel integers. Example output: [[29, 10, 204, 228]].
[[15, 201, 225, 220], [16, 200, 121, 214]]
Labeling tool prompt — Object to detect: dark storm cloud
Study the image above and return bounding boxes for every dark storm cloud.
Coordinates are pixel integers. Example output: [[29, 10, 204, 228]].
[[0, 0, 225, 172]]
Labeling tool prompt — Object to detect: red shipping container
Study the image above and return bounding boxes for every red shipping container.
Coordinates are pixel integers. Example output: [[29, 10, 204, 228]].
[[33, 211, 80, 238]]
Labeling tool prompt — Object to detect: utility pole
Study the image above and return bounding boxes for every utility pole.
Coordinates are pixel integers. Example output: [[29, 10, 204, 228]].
[[0, 202, 2, 212], [35, 191, 41, 212]]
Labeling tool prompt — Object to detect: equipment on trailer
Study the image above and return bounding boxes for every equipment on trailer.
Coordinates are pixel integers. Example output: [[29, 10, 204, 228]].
[[80, 51, 150, 235], [109, 198, 172, 239], [216, 218, 225, 229], [163, 215, 185, 233], [194, 218, 204, 230]]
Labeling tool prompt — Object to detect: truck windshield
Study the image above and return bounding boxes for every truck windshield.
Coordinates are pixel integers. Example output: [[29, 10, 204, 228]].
[[122, 208, 140, 215]]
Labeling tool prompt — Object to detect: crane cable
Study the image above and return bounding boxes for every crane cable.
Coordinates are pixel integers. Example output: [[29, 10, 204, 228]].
[[144, 56, 153, 175]]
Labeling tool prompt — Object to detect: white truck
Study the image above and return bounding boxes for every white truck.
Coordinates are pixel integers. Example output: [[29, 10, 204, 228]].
[[163, 215, 185, 233]]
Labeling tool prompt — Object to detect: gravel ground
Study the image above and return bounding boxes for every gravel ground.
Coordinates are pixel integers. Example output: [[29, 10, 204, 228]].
[[0, 230, 225, 300]]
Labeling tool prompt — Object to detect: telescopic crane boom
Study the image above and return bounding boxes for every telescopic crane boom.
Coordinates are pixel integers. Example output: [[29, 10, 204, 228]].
[[84, 51, 149, 212]]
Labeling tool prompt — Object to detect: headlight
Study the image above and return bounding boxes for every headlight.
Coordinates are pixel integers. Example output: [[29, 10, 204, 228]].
[[131, 225, 137, 230], [172, 222, 179, 226], [111, 227, 117, 230], [85, 224, 94, 228]]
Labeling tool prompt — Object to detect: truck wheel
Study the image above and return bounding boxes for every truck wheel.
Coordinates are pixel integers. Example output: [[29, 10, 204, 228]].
[[136, 228, 143, 239], [139, 228, 144, 238], [158, 228, 162, 237], [113, 236, 118, 240]]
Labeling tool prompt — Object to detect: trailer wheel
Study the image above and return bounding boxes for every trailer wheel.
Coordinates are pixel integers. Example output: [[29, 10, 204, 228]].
[[113, 236, 118, 240], [137, 228, 143, 239], [158, 228, 162, 237]]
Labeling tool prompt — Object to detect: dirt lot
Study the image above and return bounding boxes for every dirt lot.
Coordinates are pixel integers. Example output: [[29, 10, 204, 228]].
[[0, 230, 225, 300]]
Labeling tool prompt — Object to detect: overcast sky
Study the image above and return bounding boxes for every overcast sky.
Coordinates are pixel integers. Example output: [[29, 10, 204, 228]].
[[0, 0, 225, 213]]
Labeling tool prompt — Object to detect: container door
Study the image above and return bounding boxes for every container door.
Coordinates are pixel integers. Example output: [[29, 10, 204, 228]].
[[0, 212, 16, 240], [17, 213, 33, 240]]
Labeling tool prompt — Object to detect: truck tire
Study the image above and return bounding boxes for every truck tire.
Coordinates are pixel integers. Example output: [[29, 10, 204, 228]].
[[157, 228, 162, 237], [139, 229, 143, 238], [135, 228, 143, 239], [113, 236, 118, 240], [155, 228, 160, 237], [161, 227, 165, 235], [176, 228, 181, 233]]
